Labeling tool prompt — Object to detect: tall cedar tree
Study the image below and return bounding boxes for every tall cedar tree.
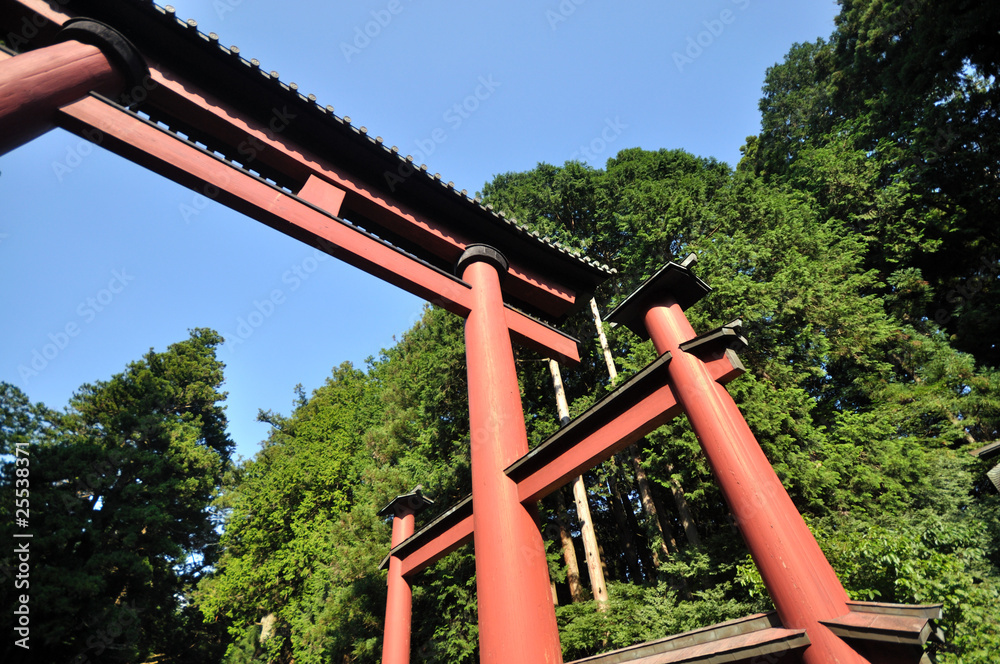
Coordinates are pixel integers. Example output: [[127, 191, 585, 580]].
[[0, 329, 233, 663]]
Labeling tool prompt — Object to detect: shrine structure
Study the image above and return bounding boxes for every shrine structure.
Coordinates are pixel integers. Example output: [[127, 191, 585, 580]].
[[0, 1, 942, 662]]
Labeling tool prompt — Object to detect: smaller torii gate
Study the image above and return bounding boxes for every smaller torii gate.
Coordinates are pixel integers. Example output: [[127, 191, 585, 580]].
[[379, 258, 943, 664]]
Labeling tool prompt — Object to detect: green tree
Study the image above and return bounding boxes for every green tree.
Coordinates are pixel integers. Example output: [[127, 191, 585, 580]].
[[194, 4, 1000, 660], [747, 0, 1000, 366], [0, 328, 233, 663], [198, 308, 479, 664], [197, 362, 384, 664]]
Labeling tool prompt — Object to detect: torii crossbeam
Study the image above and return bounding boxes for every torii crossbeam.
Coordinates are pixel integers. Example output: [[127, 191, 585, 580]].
[[379, 262, 941, 664]]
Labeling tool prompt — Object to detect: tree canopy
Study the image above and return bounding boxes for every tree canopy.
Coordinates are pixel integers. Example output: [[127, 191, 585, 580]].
[[1, 328, 233, 663]]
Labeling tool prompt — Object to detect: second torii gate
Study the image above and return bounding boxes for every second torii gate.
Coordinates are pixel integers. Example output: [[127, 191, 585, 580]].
[[380, 259, 942, 664]]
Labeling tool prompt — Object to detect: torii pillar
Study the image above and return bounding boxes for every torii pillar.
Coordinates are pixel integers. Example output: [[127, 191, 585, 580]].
[[457, 245, 564, 664], [379, 488, 434, 664], [0, 18, 147, 156], [608, 259, 869, 664]]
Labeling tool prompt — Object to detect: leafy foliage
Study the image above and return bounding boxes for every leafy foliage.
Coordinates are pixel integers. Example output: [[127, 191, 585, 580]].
[[0, 329, 232, 663]]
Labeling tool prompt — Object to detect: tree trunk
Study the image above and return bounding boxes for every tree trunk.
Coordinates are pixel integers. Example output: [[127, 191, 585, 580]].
[[666, 462, 701, 547], [591, 298, 618, 380], [574, 475, 610, 609], [631, 443, 676, 556], [549, 359, 609, 611], [621, 469, 656, 580], [592, 298, 673, 563], [606, 468, 644, 583], [554, 488, 584, 603]]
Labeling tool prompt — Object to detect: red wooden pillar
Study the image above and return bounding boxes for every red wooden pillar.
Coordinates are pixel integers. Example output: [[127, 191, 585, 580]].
[[0, 18, 146, 156], [609, 260, 868, 664], [458, 245, 564, 664], [380, 488, 434, 664]]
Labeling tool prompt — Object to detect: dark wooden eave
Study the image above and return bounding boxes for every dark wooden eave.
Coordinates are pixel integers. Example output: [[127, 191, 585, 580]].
[[565, 612, 808, 664], [970, 440, 1000, 460], [3, 0, 613, 323]]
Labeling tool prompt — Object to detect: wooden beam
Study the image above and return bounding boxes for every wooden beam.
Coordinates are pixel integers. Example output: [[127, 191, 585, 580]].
[[140, 60, 579, 318], [386, 346, 744, 577], [2, 0, 609, 320], [508, 347, 744, 504], [378, 495, 474, 577], [55, 94, 581, 363], [564, 612, 810, 664]]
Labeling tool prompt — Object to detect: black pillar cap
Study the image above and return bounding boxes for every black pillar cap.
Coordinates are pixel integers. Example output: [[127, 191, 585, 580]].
[[455, 244, 509, 280], [605, 254, 711, 341], [678, 319, 747, 356], [378, 486, 435, 518], [56, 18, 149, 103]]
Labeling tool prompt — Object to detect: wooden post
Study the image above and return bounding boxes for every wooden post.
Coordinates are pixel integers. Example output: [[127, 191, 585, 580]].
[[591, 297, 618, 380], [553, 488, 584, 603], [609, 260, 869, 664], [592, 299, 676, 562], [459, 246, 563, 664], [380, 489, 433, 664], [0, 18, 146, 156], [549, 359, 610, 610]]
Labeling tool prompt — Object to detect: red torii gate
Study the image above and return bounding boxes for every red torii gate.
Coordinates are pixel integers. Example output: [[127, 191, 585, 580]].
[[0, 2, 940, 663], [380, 260, 942, 664]]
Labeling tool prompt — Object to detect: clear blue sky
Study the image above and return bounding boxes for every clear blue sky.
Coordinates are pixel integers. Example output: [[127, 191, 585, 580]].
[[0, 0, 839, 461]]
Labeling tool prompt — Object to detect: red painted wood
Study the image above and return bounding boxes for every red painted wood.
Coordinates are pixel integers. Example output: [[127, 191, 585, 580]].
[[513, 348, 745, 504], [9, 0, 69, 25], [297, 174, 346, 217], [2, 1, 584, 319], [53, 95, 580, 364], [462, 258, 563, 664], [399, 512, 473, 578], [642, 297, 868, 664], [392, 350, 742, 576], [390, 352, 738, 580], [0, 39, 124, 156], [383, 510, 416, 664], [141, 64, 578, 318]]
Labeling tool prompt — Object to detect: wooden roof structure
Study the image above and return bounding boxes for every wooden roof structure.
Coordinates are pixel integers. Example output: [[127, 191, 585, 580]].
[[1, 0, 614, 363]]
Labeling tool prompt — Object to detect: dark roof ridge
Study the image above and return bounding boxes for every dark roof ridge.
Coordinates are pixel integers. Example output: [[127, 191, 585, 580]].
[[137, 1, 614, 279]]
